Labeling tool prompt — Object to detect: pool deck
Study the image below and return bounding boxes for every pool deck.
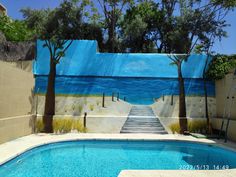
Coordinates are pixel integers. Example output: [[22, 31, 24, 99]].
[[0, 133, 236, 177]]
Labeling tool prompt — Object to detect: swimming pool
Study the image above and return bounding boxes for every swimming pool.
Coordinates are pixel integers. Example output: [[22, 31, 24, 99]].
[[0, 140, 235, 177]]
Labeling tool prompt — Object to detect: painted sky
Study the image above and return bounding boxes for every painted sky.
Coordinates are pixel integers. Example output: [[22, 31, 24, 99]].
[[1, 0, 235, 54]]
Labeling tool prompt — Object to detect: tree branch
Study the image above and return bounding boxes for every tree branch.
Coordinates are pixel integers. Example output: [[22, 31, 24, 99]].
[[55, 40, 73, 62]]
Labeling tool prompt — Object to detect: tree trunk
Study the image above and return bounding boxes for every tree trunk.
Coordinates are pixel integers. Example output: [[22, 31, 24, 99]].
[[177, 62, 188, 134], [108, 21, 115, 52], [107, 7, 116, 53], [203, 78, 210, 134], [203, 55, 211, 134], [43, 57, 56, 133]]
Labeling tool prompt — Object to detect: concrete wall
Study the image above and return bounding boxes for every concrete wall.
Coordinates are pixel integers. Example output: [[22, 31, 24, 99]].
[[211, 70, 236, 141], [0, 61, 34, 143]]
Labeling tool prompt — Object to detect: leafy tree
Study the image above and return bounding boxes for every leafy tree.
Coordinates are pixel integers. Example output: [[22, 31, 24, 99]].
[[20, 8, 50, 38], [22, 0, 84, 132], [81, 23, 104, 49], [120, 1, 162, 52], [21, 0, 104, 49], [206, 55, 236, 80], [166, 0, 234, 134], [193, 0, 236, 133], [0, 15, 34, 41], [120, 0, 178, 53], [97, 0, 133, 52], [211, 0, 236, 8]]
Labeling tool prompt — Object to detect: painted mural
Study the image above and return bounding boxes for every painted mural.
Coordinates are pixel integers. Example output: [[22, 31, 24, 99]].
[[33, 40, 215, 118], [35, 76, 214, 105]]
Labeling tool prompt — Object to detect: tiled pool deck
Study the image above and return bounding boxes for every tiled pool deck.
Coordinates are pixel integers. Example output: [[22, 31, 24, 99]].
[[0, 133, 236, 177]]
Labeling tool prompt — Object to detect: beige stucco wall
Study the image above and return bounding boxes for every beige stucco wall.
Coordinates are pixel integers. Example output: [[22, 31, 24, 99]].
[[0, 61, 34, 143], [0, 61, 34, 118], [0, 115, 35, 144], [211, 70, 236, 141], [3, 60, 33, 73]]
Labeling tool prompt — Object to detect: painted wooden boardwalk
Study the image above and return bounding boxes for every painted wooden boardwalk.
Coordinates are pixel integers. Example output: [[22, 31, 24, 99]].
[[120, 106, 167, 134]]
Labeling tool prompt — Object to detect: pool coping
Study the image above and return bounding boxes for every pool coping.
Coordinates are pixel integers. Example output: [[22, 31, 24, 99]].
[[0, 133, 236, 177]]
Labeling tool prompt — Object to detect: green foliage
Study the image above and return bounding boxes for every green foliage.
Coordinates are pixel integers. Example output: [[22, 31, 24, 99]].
[[120, 0, 229, 54], [0, 15, 34, 41], [17, 0, 233, 54], [21, 0, 84, 64], [169, 120, 207, 134], [98, 0, 133, 52], [120, 1, 161, 52], [211, 0, 236, 8], [206, 55, 236, 80], [36, 117, 85, 133], [21, 0, 104, 60]]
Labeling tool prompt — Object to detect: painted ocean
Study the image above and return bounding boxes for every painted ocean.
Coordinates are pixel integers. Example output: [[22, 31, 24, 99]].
[[35, 76, 215, 105]]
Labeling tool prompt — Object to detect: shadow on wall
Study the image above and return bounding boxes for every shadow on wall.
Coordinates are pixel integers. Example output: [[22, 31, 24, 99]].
[[0, 60, 32, 72], [0, 41, 35, 61], [152, 95, 216, 118], [158, 96, 176, 117], [29, 88, 35, 114], [15, 61, 33, 72]]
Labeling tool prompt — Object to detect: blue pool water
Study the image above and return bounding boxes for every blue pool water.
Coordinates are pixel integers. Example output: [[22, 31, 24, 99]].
[[35, 76, 215, 105], [0, 140, 235, 177]]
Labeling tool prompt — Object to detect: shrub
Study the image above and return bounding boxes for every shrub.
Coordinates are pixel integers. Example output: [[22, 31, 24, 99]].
[[189, 120, 207, 133], [63, 118, 73, 133], [169, 122, 181, 134], [53, 118, 65, 133], [35, 118, 44, 133], [53, 118, 73, 133], [36, 117, 85, 134], [206, 55, 236, 80], [73, 119, 87, 133], [169, 120, 207, 134]]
